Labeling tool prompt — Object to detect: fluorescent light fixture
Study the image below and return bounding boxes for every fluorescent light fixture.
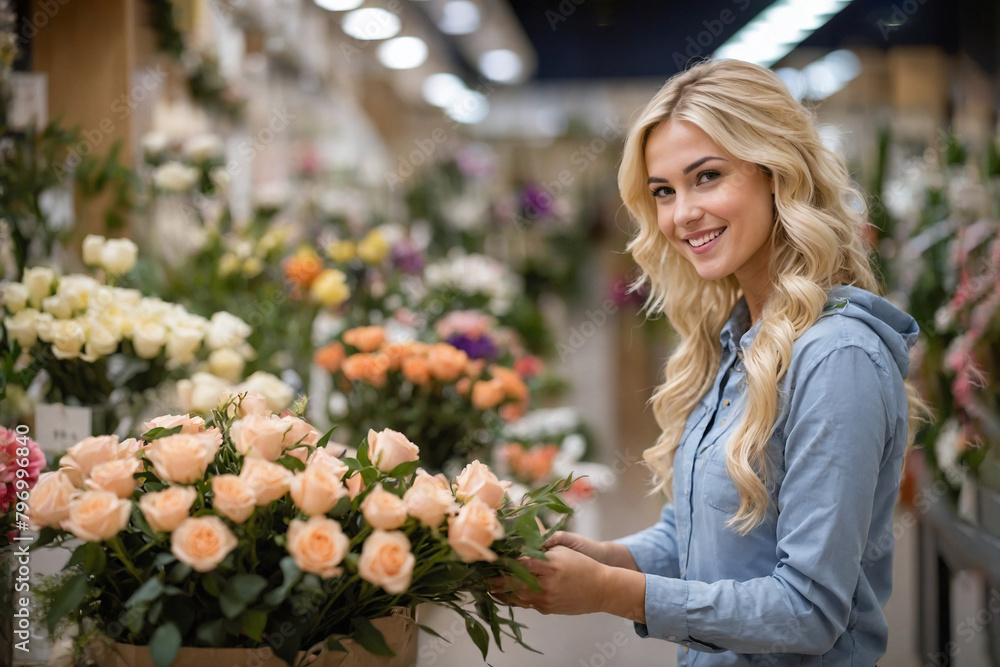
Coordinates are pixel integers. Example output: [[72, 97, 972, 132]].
[[713, 0, 856, 68], [342, 8, 402, 41], [777, 49, 861, 100], [439, 0, 480, 35], [422, 73, 468, 107], [377, 36, 429, 69], [314, 0, 363, 10], [445, 90, 489, 124], [478, 49, 523, 83]]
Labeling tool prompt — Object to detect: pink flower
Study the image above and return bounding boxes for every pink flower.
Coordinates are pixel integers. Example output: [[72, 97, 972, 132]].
[[434, 310, 496, 340], [0, 428, 46, 514]]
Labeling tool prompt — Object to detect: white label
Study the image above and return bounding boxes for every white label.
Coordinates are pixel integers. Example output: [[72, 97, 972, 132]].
[[8, 72, 48, 130], [34, 403, 92, 453]]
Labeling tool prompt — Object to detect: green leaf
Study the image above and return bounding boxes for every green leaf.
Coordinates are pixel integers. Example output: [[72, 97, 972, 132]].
[[263, 557, 301, 606], [416, 624, 449, 642], [126, 577, 164, 608], [315, 428, 334, 451], [327, 495, 352, 518], [500, 558, 541, 593], [195, 618, 226, 647], [218, 593, 245, 620], [149, 623, 182, 667], [30, 527, 60, 550], [387, 460, 420, 479], [142, 425, 183, 441], [466, 617, 490, 660], [65, 542, 106, 575], [325, 637, 347, 652], [351, 617, 395, 657], [45, 574, 88, 634], [201, 574, 222, 598], [277, 454, 306, 472], [224, 573, 269, 604], [168, 562, 192, 584], [357, 439, 371, 467], [241, 609, 267, 642]]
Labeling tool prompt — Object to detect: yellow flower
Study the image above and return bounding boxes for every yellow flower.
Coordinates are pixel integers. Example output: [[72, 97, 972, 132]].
[[242, 257, 264, 278], [326, 240, 356, 263], [311, 269, 350, 307], [218, 253, 240, 277], [357, 230, 389, 264]]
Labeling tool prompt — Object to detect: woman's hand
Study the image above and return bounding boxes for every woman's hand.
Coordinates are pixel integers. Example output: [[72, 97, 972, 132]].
[[543, 531, 640, 571]]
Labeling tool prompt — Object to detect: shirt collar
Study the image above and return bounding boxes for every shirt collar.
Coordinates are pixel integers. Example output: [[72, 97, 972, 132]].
[[720, 298, 752, 354]]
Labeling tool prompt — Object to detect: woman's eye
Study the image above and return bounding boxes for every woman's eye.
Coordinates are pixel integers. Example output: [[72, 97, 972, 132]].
[[698, 170, 721, 184], [651, 186, 674, 198]]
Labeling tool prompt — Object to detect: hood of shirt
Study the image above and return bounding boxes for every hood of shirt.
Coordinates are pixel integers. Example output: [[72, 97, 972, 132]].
[[824, 285, 919, 378]]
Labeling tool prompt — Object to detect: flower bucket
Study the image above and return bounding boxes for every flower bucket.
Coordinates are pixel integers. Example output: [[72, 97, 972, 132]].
[[91, 609, 417, 667]]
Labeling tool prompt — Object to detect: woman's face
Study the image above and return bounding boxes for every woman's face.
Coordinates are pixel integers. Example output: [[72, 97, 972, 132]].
[[645, 119, 774, 291]]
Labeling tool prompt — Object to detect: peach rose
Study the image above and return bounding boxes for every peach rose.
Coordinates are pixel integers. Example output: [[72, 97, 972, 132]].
[[307, 447, 349, 479], [231, 414, 289, 462], [28, 472, 78, 528], [86, 457, 142, 498], [401, 356, 431, 385], [60, 435, 123, 481], [119, 438, 144, 457], [142, 414, 206, 434], [139, 485, 198, 533], [344, 472, 365, 500], [380, 342, 421, 371], [341, 353, 390, 387], [471, 378, 506, 410], [447, 497, 504, 563], [342, 326, 385, 353], [221, 391, 270, 418], [211, 474, 256, 524], [426, 344, 468, 382], [281, 416, 320, 462], [368, 428, 419, 473], [171, 516, 238, 572], [286, 516, 350, 578], [314, 342, 346, 373], [61, 490, 131, 542], [145, 431, 221, 484], [358, 530, 415, 594], [289, 464, 347, 516], [361, 485, 408, 530], [455, 377, 472, 396], [454, 460, 511, 509], [489, 365, 529, 401], [403, 469, 457, 527], [238, 458, 292, 505]]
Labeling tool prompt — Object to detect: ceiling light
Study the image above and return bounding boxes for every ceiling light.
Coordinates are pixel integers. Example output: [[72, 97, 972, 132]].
[[421, 73, 467, 107], [314, 0, 363, 10], [439, 0, 480, 35], [478, 49, 523, 83], [445, 90, 490, 124], [342, 8, 402, 41], [377, 36, 428, 69], [713, 0, 856, 68], [778, 49, 861, 100]]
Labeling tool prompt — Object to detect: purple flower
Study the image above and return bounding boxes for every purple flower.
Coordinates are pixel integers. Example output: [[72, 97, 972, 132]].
[[520, 183, 555, 220], [610, 276, 649, 308], [446, 333, 498, 360], [391, 241, 425, 275]]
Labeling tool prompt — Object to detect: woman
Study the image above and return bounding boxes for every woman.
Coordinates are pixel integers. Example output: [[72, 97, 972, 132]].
[[495, 59, 926, 665]]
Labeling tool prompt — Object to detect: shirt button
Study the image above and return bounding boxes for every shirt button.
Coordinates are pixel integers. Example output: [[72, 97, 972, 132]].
[[685, 488, 690, 495], [723, 399, 731, 407], [720, 419, 726, 426], [668, 635, 677, 641]]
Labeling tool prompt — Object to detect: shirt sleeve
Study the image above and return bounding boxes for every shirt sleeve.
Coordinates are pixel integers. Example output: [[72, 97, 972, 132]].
[[613, 503, 681, 579], [639, 345, 895, 654]]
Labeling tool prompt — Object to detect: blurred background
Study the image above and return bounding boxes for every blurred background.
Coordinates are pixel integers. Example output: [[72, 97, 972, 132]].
[[1, 0, 999, 665]]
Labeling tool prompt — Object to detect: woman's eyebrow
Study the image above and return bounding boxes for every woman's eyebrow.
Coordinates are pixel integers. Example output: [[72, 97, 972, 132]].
[[647, 156, 727, 184]]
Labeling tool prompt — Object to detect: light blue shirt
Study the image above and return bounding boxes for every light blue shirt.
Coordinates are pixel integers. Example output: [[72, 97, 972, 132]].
[[616, 286, 918, 666]]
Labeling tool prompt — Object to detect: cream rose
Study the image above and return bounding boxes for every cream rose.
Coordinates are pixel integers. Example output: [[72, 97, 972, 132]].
[[61, 490, 131, 542], [145, 432, 221, 484], [143, 414, 206, 435], [447, 497, 504, 563], [51, 319, 86, 360], [205, 311, 252, 350], [82, 234, 105, 266], [132, 321, 167, 359], [171, 516, 238, 572], [41, 294, 72, 319], [100, 238, 138, 275], [207, 348, 245, 384], [138, 485, 198, 533], [231, 414, 289, 462], [86, 457, 142, 498], [4, 309, 40, 348], [228, 391, 269, 418], [403, 469, 458, 527], [454, 460, 511, 509], [368, 428, 419, 473], [238, 458, 292, 505], [82, 321, 121, 361], [286, 517, 350, 579], [210, 475, 256, 524], [23, 266, 55, 308], [28, 472, 78, 528], [2, 281, 29, 313], [240, 371, 294, 413], [153, 161, 199, 192], [165, 324, 204, 365], [289, 465, 347, 517], [177, 372, 231, 414], [361, 485, 408, 530], [357, 530, 415, 594], [60, 435, 122, 481]]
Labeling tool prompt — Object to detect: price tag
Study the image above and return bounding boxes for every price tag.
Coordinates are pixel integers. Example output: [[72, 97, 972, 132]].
[[34, 403, 93, 454], [8, 71, 48, 130]]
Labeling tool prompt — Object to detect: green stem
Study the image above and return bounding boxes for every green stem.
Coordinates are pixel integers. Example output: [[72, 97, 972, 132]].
[[108, 536, 144, 582]]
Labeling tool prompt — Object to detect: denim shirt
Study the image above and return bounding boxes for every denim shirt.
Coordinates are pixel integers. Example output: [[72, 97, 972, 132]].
[[616, 286, 918, 666]]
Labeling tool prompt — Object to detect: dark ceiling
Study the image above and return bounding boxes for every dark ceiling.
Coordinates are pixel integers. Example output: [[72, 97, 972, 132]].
[[506, 0, 998, 80]]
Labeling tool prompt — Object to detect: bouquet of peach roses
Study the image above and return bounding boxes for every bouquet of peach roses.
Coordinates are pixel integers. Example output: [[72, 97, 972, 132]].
[[28, 394, 571, 666]]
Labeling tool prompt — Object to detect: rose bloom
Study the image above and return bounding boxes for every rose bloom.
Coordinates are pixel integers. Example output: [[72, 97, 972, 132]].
[[239, 458, 292, 505], [0, 427, 45, 513], [489, 365, 530, 402], [229, 391, 270, 418], [361, 485, 408, 530], [61, 490, 131, 542], [289, 465, 347, 516], [368, 428, 419, 473], [380, 341, 421, 371], [358, 530, 415, 594], [471, 378, 506, 410], [447, 497, 504, 563], [314, 342, 345, 373], [284, 253, 324, 288], [401, 356, 431, 385], [231, 414, 288, 462], [342, 326, 386, 353], [139, 485, 198, 533], [145, 431, 221, 484], [403, 469, 457, 527], [143, 414, 206, 435], [60, 435, 123, 481], [426, 344, 468, 382], [28, 472, 78, 529], [281, 416, 320, 459], [171, 516, 238, 572], [341, 353, 390, 387], [307, 447, 349, 479], [454, 460, 511, 509], [344, 472, 365, 500], [455, 377, 472, 396], [286, 516, 350, 579], [211, 474, 256, 524], [86, 457, 142, 499], [310, 268, 350, 307]]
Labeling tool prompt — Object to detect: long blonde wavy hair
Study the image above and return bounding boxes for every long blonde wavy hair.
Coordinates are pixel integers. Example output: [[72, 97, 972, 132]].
[[620, 59, 923, 534]]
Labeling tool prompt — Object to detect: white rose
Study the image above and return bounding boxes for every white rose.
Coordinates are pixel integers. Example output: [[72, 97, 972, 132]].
[[208, 348, 245, 384], [23, 267, 55, 308], [42, 294, 73, 319], [165, 325, 204, 365], [183, 134, 224, 162], [100, 238, 138, 275], [2, 282, 28, 313], [50, 320, 86, 360], [56, 275, 100, 312], [177, 372, 232, 414], [153, 161, 199, 193], [132, 321, 167, 358], [112, 288, 143, 308], [4, 309, 39, 348], [82, 235, 106, 267], [82, 321, 121, 362], [205, 312, 251, 350], [210, 168, 230, 192], [33, 312, 55, 342], [239, 371, 294, 412], [141, 132, 170, 156]]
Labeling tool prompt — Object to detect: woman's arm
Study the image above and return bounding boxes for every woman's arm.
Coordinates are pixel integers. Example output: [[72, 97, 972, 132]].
[[542, 531, 640, 570]]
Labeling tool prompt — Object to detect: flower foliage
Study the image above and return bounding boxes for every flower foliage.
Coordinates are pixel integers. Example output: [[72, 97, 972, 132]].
[[0, 426, 45, 548]]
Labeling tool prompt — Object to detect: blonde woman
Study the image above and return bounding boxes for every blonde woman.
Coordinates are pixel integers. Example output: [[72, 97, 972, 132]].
[[495, 59, 925, 665]]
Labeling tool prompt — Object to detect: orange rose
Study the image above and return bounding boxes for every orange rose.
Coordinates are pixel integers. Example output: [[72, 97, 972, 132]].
[[142, 414, 206, 434], [86, 457, 143, 498], [455, 377, 472, 396], [289, 464, 347, 516], [489, 365, 529, 401], [28, 472, 78, 528], [286, 516, 350, 578], [471, 378, 506, 410], [403, 469, 457, 527], [314, 342, 346, 373], [358, 530, 415, 594], [61, 490, 131, 542], [139, 485, 198, 533], [284, 253, 324, 288], [380, 342, 421, 371], [368, 428, 419, 473], [145, 431, 222, 484], [238, 458, 292, 505], [342, 326, 385, 353], [401, 356, 431, 385], [171, 516, 238, 572], [231, 414, 289, 462], [426, 344, 468, 382], [211, 474, 256, 523], [341, 353, 390, 387], [447, 497, 504, 563], [454, 460, 511, 509], [361, 485, 408, 530]]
